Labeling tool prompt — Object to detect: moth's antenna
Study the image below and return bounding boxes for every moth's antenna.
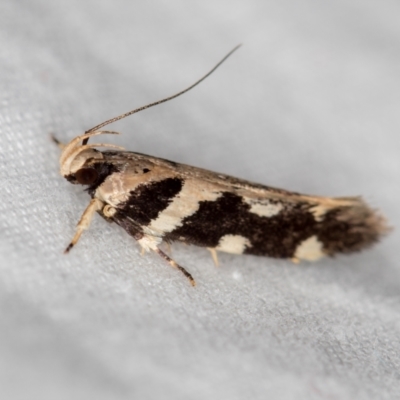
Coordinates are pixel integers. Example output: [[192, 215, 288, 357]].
[[83, 44, 242, 144]]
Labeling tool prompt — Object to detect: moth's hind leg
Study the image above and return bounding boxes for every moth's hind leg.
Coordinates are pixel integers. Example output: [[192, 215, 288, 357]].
[[137, 235, 195, 286], [64, 198, 103, 253], [155, 248, 196, 287], [207, 248, 219, 267]]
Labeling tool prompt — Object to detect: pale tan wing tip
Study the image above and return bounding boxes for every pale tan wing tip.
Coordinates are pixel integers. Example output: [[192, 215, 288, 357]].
[[294, 197, 391, 261], [355, 197, 391, 238], [366, 208, 392, 243], [335, 196, 391, 234]]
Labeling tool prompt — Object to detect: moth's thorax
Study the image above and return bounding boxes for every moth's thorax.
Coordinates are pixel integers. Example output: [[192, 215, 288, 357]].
[[94, 170, 132, 206], [94, 158, 176, 207]]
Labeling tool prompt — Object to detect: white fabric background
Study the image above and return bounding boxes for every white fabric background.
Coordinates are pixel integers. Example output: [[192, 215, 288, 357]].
[[1, 1, 399, 399]]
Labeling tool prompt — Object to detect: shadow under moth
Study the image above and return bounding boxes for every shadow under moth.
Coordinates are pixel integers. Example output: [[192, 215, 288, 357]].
[[57, 46, 389, 286]]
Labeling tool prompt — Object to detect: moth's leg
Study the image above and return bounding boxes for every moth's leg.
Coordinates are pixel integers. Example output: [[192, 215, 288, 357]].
[[291, 257, 300, 264], [64, 198, 103, 253], [149, 242, 173, 258], [207, 248, 219, 267], [155, 248, 196, 287], [137, 235, 195, 286]]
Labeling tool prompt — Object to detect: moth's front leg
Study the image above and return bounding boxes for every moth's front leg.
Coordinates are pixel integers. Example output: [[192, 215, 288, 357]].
[[64, 198, 104, 253], [138, 235, 196, 286]]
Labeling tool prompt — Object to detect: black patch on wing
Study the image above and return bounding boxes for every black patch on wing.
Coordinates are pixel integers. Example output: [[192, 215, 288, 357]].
[[166, 192, 317, 258], [114, 178, 183, 226], [166, 192, 385, 258], [86, 163, 120, 196]]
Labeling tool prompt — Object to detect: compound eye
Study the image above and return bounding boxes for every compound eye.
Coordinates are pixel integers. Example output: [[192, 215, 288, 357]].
[[75, 168, 98, 185]]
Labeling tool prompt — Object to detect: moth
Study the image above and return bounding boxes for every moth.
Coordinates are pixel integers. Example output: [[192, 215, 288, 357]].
[[57, 46, 389, 286]]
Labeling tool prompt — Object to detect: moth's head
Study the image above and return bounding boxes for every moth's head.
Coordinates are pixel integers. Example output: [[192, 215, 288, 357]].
[[59, 131, 124, 185]]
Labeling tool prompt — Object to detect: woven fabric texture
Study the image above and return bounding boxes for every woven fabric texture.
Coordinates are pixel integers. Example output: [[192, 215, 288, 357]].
[[1, 1, 399, 399]]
